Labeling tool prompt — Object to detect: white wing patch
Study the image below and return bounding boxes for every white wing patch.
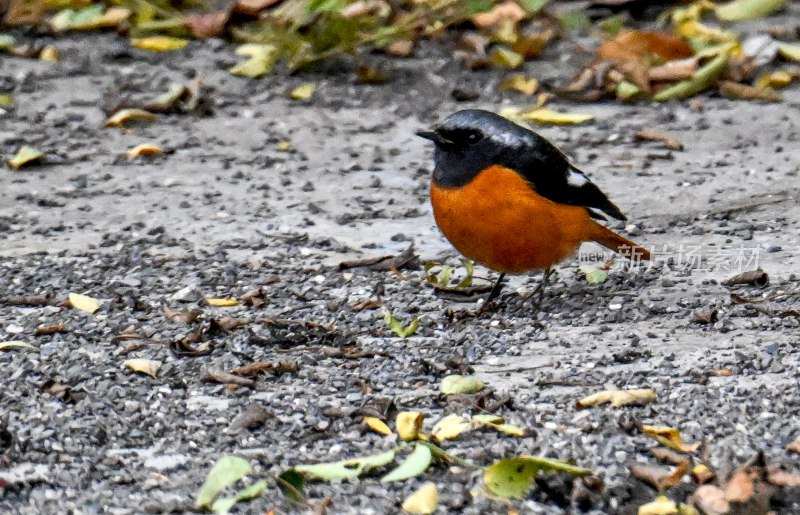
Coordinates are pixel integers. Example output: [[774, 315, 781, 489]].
[[567, 169, 589, 187]]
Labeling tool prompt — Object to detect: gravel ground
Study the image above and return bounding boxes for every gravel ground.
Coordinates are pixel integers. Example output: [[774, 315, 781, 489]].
[[1, 10, 800, 515]]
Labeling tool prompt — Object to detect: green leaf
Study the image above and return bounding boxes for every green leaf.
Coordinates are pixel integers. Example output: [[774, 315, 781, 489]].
[[558, 12, 591, 32], [517, 0, 549, 15], [484, 456, 591, 499], [456, 259, 475, 288], [211, 480, 267, 513], [777, 42, 800, 62], [464, 0, 495, 16], [616, 80, 642, 101], [294, 450, 396, 480], [654, 45, 732, 101], [195, 456, 253, 510], [6, 146, 44, 170], [276, 470, 305, 502], [598, 14, 626, 35], [383, 310, 419, 338], [50, 4, 105, 32], [0, 34, 16, 52], [715, 0, 786, 22], [578, 265, 608, 284], [0, 341, 37, 351], [0, 94, 12, 107], [441, 375, 485, 395], [418, 442, 476, 468], [381, 444, 432, 482]]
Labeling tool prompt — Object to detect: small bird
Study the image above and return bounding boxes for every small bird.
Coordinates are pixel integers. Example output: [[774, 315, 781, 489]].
[[417, 109, 650, 310]]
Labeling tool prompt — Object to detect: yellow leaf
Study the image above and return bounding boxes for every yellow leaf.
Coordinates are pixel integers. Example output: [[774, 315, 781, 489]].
[[489, 47, 524, 69], [397, 411, 425, 441], [778, 42, 800, 62], [715, 0, 786, 22], [131, 36, 188, 52], [40, 45, 59, 61], [104, 108, 156, 128], [6, 146, 44, 170], [50, 6, 130, 32], [230, 44, 278, 78], [431, 414, 471, 442], [68, 292, 101, 314], [498, 75, 538, 95], [124, 358, 162, 378], [290, 83, 315, 100], [638, 495, 678, 515], [0, 341, 37, 351], [364, 417, 392, 436], [522, 108, 593, 125], [401, 482, 438, 514], [276, 141, 292, 151], [577, 389, 657, 408], [756, 70, 792, 89], [654, 45, 732, 101], [127, 143, 163, 159], [206, 298, 240, 307], [642, 425, 701, 454], [0, 94, 12, 107]]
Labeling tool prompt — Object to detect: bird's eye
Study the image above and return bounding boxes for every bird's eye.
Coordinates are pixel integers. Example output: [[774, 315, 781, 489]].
[[465, 130, 482, 144]]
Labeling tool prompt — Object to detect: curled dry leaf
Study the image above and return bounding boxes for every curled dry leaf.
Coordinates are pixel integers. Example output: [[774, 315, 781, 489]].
[[210, 317, 249, 332], [598, 30, 694, 64], [396, 411, 424, 441], [104, 108, 156, 128], [127, 143, 163, 159], [0, 341, 36, 351], [654, 46, 732, 101], [163, 305, 200, 324], [577, 388, 657, 409], [131, 36, 188, 52], [401, 482, 438, 515], [229, 361, 298, 377], [498, 75, 538, 95], [185, 11, 230, 39], [649, 58, 698, 82], [642, 425, 701, 454], [206, 298, 240, 307], [35, 323, 67, 335], [338, 245, 419, 271], [6, 146, 44, 169], [721, 270, 769, 287], [471, 1, 526, 30], [363, 416, 392, 436], [630, 460, 689, 490], [522, 108, 594, 125], [634, 130, 683, 150], [123, 358, 162, 378], [68, 292, 101, 314], [381, 444, 432, 482], [203, 370, 255, 387], [719, 81, 781, 102], [440, 375, 485, 395]]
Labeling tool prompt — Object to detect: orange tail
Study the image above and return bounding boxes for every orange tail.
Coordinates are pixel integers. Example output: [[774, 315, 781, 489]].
[[588, 221, 651, 261]]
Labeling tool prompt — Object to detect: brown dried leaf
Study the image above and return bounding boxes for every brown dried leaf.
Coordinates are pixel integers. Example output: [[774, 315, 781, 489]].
[[766, 468, 800, 488], [471, 1, 526, 30], [384, 40, 414, 57], [642, 425, 701, 454], [163, 305, 201, 324], [210, 317, 249, 332], [723, 471, 754, 502], [185, 11, 230, 39], [598, 30, 694, 64], [719, 81, 781, 102], [577, 388, 656, 408], [234, 0, 283, 17], [511, 30, 554, 59], [787, 435, 800, 455], [691, 309, 718, 324], [35, 323, 67, 335], [722, 270, 769, 287], [649, 58, 698, 82], [634, 130, 684, 150], [690, 485, 730, 515], [229, 361, 298, 377], [692, 464, 717, 484], [338, 246, 419, 272], [4, 295, 52, 306], [629, 462, 688, 490], [203, 370, 256, 387], [650, 447, 690, 465]]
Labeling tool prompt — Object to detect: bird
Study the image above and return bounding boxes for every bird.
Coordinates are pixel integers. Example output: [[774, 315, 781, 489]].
[[416, 109, 650, 311]]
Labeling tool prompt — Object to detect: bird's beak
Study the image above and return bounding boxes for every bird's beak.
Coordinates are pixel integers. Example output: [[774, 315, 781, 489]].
[[416, 130, 451, 145]]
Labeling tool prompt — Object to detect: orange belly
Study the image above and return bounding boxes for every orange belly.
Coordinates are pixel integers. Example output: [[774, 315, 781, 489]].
[[430, 165, 594, 274]]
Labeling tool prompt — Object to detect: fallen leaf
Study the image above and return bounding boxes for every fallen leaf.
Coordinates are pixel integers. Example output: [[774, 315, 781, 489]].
[[0, 35, 17, 51], [691, 308, 718, 324], [471, 1, 526, 30], [294, 450, 395, 480], [68, 292, 101, 314], [475, 420, 526, 437], [290, 83, 315, 100], [230, 404, 270, 430], [210, 480, 267, 514], [634, 130, 684, 150], [229, 361, 297, 377], [787, 436, 800, 455], [715, 0, 786, 22], [498, 75, 538, 95], [484, 456, 591, 499], [654, 46, 731, 101], [756, 70, 793, 89], [104, 108, 156, 128], [690, 485, 729, 515], [185, 11, 230, 39], [0, 94, 13, 107], [723, 471, 754, 502], [364, 417, 392, 436], [195, 456, 253, 510], [230, 44, 279, 78], [6, 145, 43, 169], [210, 317, 248, 332], [203, 370, 256, 387], [511, 30, 554, 59], [339, 246, 419, 271], [276, 469, 305, 502], [522, 108, 594, 125], [401, 482, 438, 514], [397, 411, 424, 441], [767, 468, 800, 487], [127, 143, 163, 159], [649, 58, 698, 82], [206, 298, 240, 307], [0, 341, 36, 351], [383, 310, 419, 338], [630, 461, 689, 490], [123, 358, 162, 378], [50, 5, 130, 32], [441, 375, 485, 395], [381, 444, 432, 482], [692, 463, 717, 484], [719, 81, 781, 102], [598, 30, 694, 64], [39, 45, 59, 61], [489, 47, 524, 69], [131, 36, 188, 52], [617, 80, 642, 100], [577, 389, 657, 409], [638, 496, 678, 515], [642, 425, 701, 454], [578, 264, 608, 284], [384, 39, 414, 57], [35, 323, 67, 335], [777, 42, 800, 62], [721, 269, 769, 287], [431, 414, 471, 442], [234, 0, 283, 17]]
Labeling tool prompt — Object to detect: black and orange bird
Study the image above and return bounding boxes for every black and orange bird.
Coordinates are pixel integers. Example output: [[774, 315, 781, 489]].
[[417, 109, 650, 310]]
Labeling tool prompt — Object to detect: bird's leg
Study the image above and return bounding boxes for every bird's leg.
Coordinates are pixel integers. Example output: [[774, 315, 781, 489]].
[[478, 273, 506, 313], [528, 267, 552, 312]]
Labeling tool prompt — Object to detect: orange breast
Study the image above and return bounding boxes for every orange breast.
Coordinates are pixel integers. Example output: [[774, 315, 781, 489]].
[[430, 165, 594, 274]]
